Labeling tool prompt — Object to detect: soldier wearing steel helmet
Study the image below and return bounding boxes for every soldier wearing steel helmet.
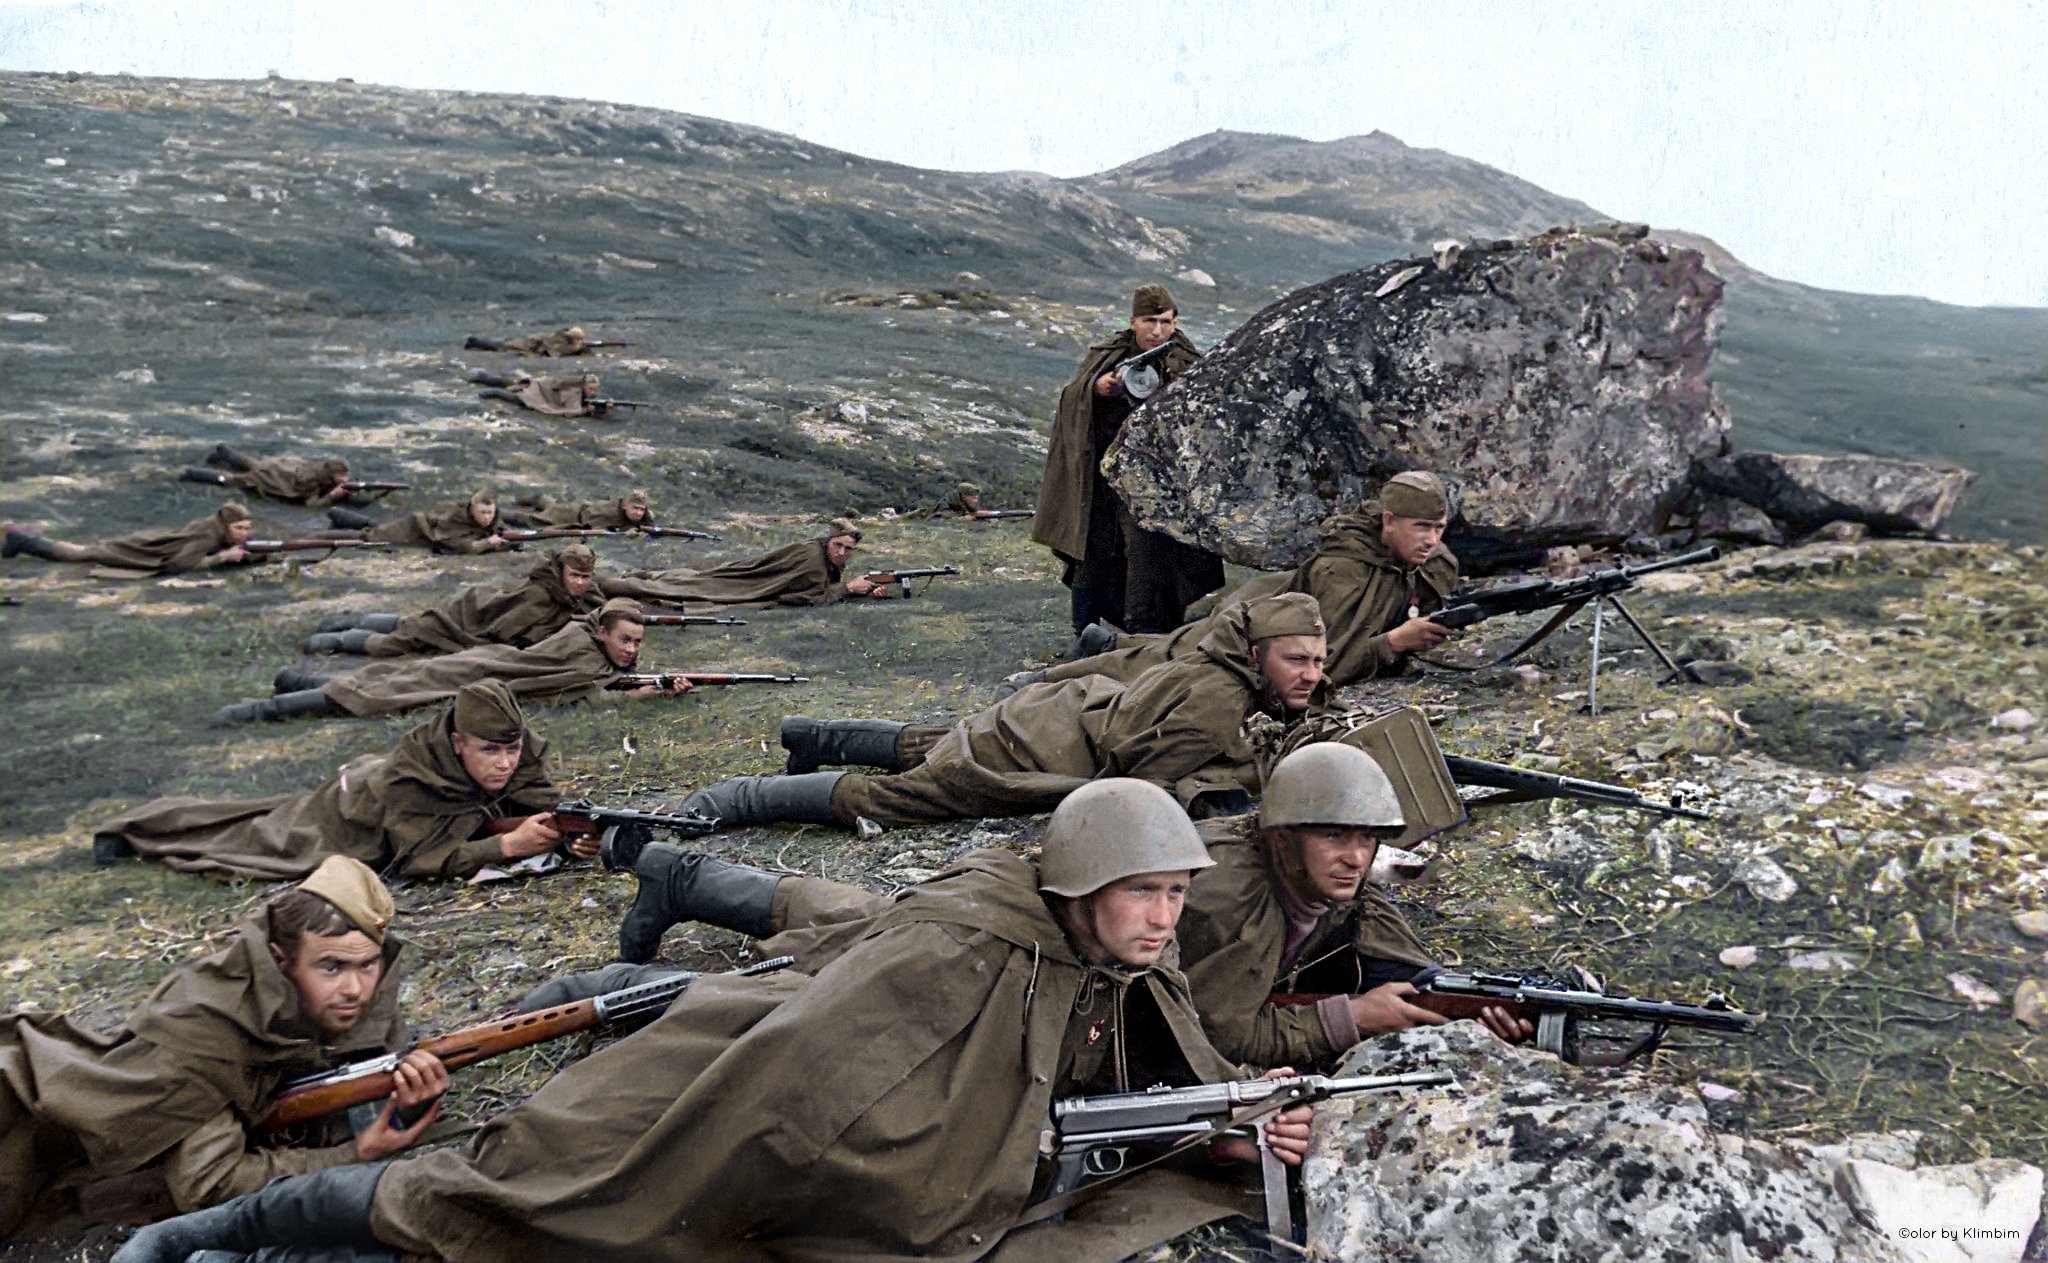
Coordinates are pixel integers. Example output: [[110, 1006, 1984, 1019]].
[[113, 781, 1312, 1263], [1175, 742, 1531, 1068]]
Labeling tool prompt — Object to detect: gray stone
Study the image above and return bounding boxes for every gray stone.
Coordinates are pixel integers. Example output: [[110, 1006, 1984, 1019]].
[[1734, 854, 1800, 903], [1103, 226, 1731, 567], [1300, 1025, 2037, 1262], [1684, 490, 1787, 545], [2014, 910, 2048, 940], [1694, 451, 1974, 536], [1834, 1158, 2040, 1263]]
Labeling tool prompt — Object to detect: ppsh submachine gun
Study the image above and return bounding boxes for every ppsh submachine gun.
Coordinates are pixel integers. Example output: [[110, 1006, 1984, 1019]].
[[1042, 1070, 1458, 1242]]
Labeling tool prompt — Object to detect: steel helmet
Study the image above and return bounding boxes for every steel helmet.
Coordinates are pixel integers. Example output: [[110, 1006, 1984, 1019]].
[[1038, 779, 1214, 897], [1259, 742, 1405, 830]]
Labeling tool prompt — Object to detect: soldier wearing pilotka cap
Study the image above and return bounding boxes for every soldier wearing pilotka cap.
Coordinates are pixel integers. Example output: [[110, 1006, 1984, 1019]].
[[0, 857, 446, 1242]]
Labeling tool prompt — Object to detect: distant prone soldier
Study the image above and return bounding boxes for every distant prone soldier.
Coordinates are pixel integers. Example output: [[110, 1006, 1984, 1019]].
[[510, 489, 653, 532], [306, 545, 603, 658], [462, 326, 630, 357], [96, 681, 575, 880], [4, 503, 270, 576], [470, 370, 641, 419], [176, 447, 405, 508], [326, 488, 510, 554], [600, 518, 904, 608], [210, 597, 691, 726]]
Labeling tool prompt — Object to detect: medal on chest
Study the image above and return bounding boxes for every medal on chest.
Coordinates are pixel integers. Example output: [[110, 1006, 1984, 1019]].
[[1087, 1019, 1105, 1045]]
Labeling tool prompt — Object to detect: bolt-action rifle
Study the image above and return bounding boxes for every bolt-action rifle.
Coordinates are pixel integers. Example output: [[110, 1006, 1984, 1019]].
[[1431, 545, 1721, 631], [625, 525, 721, 541], [1272, 965, 1759, 1067], [583, 340, 634, 348], [636, 612, 749, 627], [260, 956, 793, 1131], [1446, 754, 1709, 820], [244, 539, 391, 557], [588, 398, 650, 415], [606, 671, 809, 690], [338, 480, 410, 497], [966, 508, 1035, 520], [501, 527, 609, 543], [860, 565, 960, 597], [1043, 1070, 1457, 1242]]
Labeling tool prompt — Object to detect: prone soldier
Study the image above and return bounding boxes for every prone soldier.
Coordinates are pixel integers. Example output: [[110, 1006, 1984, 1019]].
[[3, 504, 268, 576], [600, 518, 897, 608], [306, 545, 603, 658]]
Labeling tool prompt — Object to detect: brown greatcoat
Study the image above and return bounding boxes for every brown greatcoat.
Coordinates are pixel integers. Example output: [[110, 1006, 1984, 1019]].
[[95, 705, 558, 880], [1032, 328, 1200, 566], [363, 552, 600, 658], [366, 499, 502, 554], [600, 538, 850, 608], [832, 601, 1301, 825], [0, 914, 405, 1239], [370, 850, 1240, 1263], [322, 615, 616, 718], [508, 375, 594, 417], [80, 514, 264, 575], [1175, 815, 1434, 1069], [1044, 498, 1461, 689], [225, 456, 340, 506], [498, 329, 586, 357]]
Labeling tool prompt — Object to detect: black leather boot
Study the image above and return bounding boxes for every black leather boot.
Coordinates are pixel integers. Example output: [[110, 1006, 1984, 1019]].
[[179, 467, 230, 486], [304, 629, 375, 655], [619, 844, 783, 963], [204, 443, 256, 472], [779, 717, 908, 774], [274, 666, 339, 694], [326, 507, 376, 530], [92, 833, 136, 865], [109, 1162, 389, 1263], [210, 689, 335, 727], [1069, 622, 1122, 660], [2, 530, 60, 561], [679, 771, 844, 829]]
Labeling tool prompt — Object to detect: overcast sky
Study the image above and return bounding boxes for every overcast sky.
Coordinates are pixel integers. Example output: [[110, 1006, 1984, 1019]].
[[4, 0, 2044, 307]]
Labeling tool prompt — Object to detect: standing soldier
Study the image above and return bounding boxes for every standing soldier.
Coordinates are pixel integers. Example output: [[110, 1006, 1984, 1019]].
[[111, 780, 1315, 1263], [1, 857, 446, 1241], [3, 504, 267, 576], [1034, 283, 1222, 633], [305, 545, 603, 658]]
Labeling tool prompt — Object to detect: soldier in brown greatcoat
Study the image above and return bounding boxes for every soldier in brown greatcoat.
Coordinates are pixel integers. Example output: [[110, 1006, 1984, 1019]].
[[328, 489, 510, 554], [177, 448, 360, 508], [112, 780, 1315, 1263], [599, 518, 889, 608], [513, 489, 655, 532], [1, 858, 446, 1241], [666, 592, 1329, 834], [304, 545, 603, 658], [96, 681, 572, 880], [3, 503, 268, 576], [463, 326, 591, 357], [209, 599, 686, 726], [1027, 471, 1462, 691], [1033, 283, 1222, 634]]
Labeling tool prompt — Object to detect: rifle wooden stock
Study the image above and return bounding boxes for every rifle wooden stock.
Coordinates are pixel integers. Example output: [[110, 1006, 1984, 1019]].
[[262, 1000, 602, 1131]]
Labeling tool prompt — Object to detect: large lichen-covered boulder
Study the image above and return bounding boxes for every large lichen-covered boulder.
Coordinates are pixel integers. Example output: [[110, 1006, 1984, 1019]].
[[1693, 451, 1975, 536], [1306, 1025, 2043, 1263], [1105, 225, 1731, 567]]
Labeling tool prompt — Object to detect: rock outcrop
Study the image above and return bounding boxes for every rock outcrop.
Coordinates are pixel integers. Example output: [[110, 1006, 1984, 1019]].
[[1104, 225, 1731, 568], [1305, 1025, 2043, 1263], [1693, 451, 1975, 536]]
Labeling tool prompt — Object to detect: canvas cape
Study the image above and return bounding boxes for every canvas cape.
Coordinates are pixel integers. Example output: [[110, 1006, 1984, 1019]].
[[226, 456, 338, 506], [369, 851, 1243, 1263], [0, 913, 404, 1239], [1044, 497, 1460, 688], [601, 537, 849, 608], [96, 705, 558, 880], [80, 514, 258, 575], [365, 552, 600, 658], [322, 615, 617, 718], [366, 499, 502, 554]]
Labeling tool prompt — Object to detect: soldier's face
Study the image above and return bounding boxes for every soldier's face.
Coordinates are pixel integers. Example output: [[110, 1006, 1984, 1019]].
[[1129, 309, 1178, 353], [622, 500, 649, 524], [959, 492, 981, 512], [562, 566, 596, 598], [1085, 869, 1192, 969], [1253, 635, 1327, 711], [224, 519, 254, 545], [1381, 512, 1448, 568], [469, 500, 499, 529], [272, 931, 385, 1037], [1274, 825, 1385, 903], [825, 535, 859, 568], [328, 464, 351, 488], [597, 620, 645, 669], [451, 732, 524, 792]]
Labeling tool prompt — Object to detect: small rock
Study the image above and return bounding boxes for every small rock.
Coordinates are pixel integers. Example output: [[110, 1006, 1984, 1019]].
[[1884, 912, 1924, 947], [2015, 979, 2047, 1031], [374, 225, 415, 249], [1858, 781, 1914, 808], [1785, 950, 1859, 972], [1992, 708, 2038, 731], [1510, 663, 1544, 684], [44, 156, 67, 167], [1916, 834, 1974, 870], [1808, 520, 1868, 542], [4, 312, 48, 323], [1869, 857, 1909, 896], [1835, 1158, 2042, 1263], [1718, 945, 1759, 968], [1947, 972, 2001, 1009], [1696, 1081, 1743, 1102], [113, 367, 156, 384], [1734, 854, 1799, 903], [1174, 268, 1215, 288], [1929, 766, 1994, 793], [2014, 911, 2048, 940]]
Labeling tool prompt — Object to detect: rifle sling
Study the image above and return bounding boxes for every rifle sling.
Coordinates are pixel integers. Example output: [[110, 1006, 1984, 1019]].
[[1418, 597, 1589, 672], [1010, 1094, 1294, 1229]]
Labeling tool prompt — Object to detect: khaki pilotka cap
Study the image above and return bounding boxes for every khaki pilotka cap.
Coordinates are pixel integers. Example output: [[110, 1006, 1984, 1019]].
[[1380, 471, 1449, 519], [596, 596, 643, 623], [1244, 592, 1326, 641], [215, 502, 252, 526], [452, 679, 525, 744], [469, 489, 498, 508], [826, 517, 862, 541], [1131, 283, 1176, 317], [955, 482, 980, 497], [623, 490, 652, 508], [296, 855, 395, 945], [557, 543, 598, 573]]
